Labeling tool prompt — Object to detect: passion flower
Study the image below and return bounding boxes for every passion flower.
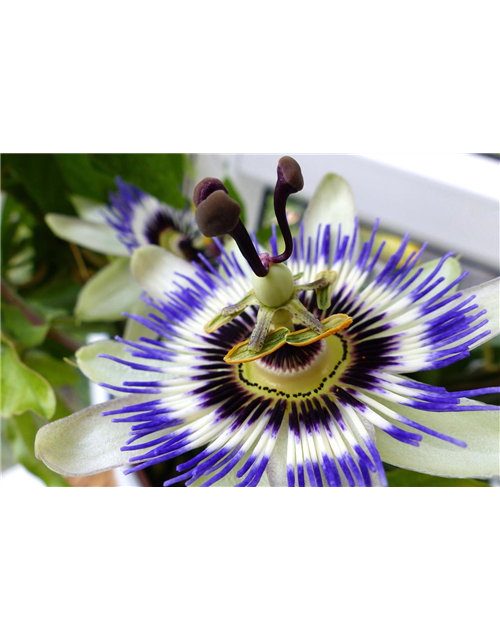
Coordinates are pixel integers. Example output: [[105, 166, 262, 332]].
[[36, 158, 500, 486]]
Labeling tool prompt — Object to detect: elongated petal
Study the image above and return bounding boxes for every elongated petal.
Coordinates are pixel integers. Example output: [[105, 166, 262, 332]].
[[303, 174, 357, 258], [130, 245, 197, 299], [46, 213, 129, 256], [123, 299, 159, 342], [69, 195, 106, 223], [375, 397, 500, 479], [76, 258, 141, 322], [35, 394, 154, 476], [76, 339, 166, 395]]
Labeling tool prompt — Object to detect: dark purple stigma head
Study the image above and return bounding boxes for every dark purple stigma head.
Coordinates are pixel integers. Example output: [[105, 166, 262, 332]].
[[193, 156, 304, 277]]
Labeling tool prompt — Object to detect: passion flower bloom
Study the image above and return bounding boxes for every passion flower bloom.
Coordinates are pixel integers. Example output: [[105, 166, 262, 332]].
[[36, 158, 500, 486], [45, 178, 213, 323]]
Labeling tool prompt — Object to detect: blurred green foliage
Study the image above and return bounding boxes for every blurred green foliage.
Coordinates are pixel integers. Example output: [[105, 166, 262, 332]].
[[1, 153, 187, 485]]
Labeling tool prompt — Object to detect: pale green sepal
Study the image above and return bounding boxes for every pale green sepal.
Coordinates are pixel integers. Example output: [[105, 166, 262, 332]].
[[45, 213, 129, 256], [4, 413, 69, 486], [35, 394, 155, 476], [459, 276, 499, 350], [69, 195, 107, 223], [303, 174, 358, 261], [123, 299, 159, 342], [396, 256, 462, 303], [375, 396, 500, 479], [76, 339, 165, 395], [130, 245, 198, 300], [75, 258, 140, 322]]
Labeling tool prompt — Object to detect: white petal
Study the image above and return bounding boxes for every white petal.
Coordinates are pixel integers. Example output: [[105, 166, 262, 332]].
[[375, 397, 500, 479], [46, 213, 129, 256], [75, 258, 141, 322], [130, 245, 197, 300], [76, 339, 163, 395], [303, 174, 357, 255], [35, 394, 153, 476]]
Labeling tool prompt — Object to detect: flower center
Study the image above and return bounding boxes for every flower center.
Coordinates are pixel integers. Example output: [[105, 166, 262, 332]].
[[237, 334, 350, 398], [144, 210, 177, 245], [158, 227, 197, 260], [194, 157, 352, 361]]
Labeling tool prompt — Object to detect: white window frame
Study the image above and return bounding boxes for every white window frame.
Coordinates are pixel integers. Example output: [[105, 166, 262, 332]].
[[195, 154, 499, 272]]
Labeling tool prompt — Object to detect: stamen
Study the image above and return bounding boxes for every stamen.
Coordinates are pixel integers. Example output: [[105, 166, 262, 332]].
[[194, 185, 268, 277], [270, 156, 304, 264]]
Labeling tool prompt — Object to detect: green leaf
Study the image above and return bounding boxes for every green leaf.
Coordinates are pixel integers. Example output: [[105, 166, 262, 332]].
[[386, 468, 488, 487], [1, 304, 49, 348], [2, 154, 75, 215], [54, 154, 115, 201], [23, 350, 79, 388], [25, 272, 84, 320], [0, 334, 56, 419], [90, 154, 187, 209], [4, 412, 69, 486], [1, 195, 34, 270]]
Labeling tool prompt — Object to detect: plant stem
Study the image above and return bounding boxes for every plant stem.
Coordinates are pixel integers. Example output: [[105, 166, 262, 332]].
[[1, 278, 82, 352]]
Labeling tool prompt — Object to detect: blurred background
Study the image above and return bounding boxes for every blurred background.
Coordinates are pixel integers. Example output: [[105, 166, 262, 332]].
[[1, 153, 499, 487]]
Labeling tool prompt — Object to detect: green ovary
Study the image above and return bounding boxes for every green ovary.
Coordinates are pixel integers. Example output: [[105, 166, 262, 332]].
[[252, 263, 295, 307]]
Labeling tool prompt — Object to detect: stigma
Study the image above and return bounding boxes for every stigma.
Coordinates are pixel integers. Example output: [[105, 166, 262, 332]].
[[194, 156, 303, 277]]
